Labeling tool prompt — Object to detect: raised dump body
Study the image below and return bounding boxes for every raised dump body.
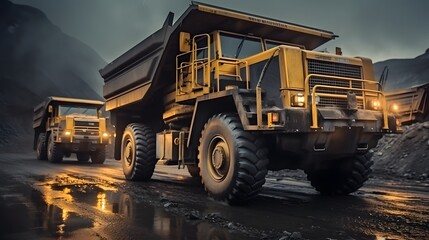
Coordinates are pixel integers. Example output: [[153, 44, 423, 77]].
[[385, 83, 429, 125], [33, 96, 110, 163], [100, 2, 400, 203]]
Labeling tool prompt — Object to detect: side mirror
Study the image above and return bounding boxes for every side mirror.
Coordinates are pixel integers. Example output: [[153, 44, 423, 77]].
[[179, 32, 191, 52], [48, 105, 53, 113]]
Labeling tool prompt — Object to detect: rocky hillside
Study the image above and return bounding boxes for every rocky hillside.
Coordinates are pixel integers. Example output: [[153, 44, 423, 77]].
[[0, 1, 106, 151], [374, 49, 429, 90], [372, 122, 429, 180]]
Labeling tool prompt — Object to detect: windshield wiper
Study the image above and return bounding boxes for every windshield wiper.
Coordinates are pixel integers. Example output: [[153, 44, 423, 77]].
[[234, 36, 247, 58]]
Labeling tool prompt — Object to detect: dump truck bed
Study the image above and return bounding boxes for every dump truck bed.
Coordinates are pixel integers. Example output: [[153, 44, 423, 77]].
[[99, 1, 336, 112], [385, 83, 429, 124]]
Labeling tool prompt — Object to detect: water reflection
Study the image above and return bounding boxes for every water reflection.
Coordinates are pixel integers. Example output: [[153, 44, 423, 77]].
[[35, 174, 239, 240]]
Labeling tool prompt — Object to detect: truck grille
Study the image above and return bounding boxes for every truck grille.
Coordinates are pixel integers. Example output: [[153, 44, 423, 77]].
[[75, 129, 99, 136], [75, 121, 99, 127], [307, 59, 364, 109]]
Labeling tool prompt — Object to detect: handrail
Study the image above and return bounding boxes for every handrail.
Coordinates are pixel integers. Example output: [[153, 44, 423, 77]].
[[310, 84, 389, 130], [176, 34, 211, 96]]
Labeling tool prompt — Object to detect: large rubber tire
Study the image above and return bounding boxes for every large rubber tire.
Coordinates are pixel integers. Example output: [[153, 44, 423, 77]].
[[47, 134, 63, 163], [76, 153, 90, 162], [187, 165, 201, 178], [198, 113, 269, 203], [305, 152, 374, 195], [121, 124, 156, 181], [91, 146, 106, 164], [36, 133, 48, 160]]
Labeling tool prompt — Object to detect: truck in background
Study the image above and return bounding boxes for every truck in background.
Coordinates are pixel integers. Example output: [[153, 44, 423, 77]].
[[385, 83, 429, 125], [100, 2, 399, 203], [33, 96, 110, 164]]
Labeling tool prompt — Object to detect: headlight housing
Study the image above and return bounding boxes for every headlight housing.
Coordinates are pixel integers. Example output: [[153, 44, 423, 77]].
[[368, 99, 381, 110], [292, 93, 305, 107]]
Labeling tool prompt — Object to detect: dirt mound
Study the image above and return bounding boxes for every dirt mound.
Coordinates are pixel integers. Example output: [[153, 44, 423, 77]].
[[372, 121, 429, 180]]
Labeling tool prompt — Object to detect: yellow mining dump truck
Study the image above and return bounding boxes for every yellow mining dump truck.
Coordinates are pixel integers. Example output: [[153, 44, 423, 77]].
[[33, 96, 110, 164], [385, 83, 429, 125], [100, 2, 400, 203]]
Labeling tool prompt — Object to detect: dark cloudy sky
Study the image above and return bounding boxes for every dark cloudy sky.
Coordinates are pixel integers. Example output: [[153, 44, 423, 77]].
[[11, 0, 429, 63]]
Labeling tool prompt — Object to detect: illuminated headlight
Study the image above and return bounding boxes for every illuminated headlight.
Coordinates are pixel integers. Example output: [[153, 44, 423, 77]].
[[64, 130, 71, 136], [369, 99, 381, 110], [102, 132, 109, 137], [390, 103, 399, 112], [292, 94, 305, 107]]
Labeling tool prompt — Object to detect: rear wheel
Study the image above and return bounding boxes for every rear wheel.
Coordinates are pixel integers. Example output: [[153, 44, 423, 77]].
[[305, 152, 374, 195], [198, 113, 269, 203], [187, 165, 201, 179], [36, 133, 47, 160], [91, 146, 106, 164], [122, 124, 156, 181], [76, 153, 90, 162], [47, 134, 63, 163]]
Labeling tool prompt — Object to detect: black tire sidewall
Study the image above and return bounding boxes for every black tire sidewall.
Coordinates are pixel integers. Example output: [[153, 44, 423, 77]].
[[122, 127, 136, 179], [199, 117, 238, 198], [76, 153, 90, 162], [36, 133, 46, 160]]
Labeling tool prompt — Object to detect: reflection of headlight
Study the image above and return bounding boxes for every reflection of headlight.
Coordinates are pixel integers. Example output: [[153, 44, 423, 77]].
[[102, 132, 109, 137]]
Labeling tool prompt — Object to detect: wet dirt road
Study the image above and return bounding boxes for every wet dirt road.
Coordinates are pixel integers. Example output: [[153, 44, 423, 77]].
[[0, 152, 428, 240]]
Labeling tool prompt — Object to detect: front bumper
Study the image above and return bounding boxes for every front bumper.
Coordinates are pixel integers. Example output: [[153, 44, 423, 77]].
[[266, 108, 399, 156], [273, 108, 399, 133]]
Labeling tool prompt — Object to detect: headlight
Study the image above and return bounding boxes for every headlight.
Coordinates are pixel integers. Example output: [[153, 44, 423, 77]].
[[64, 130, 71, 136], [102, 132, 109, 137], [369, 99, 381, 110], [292, 93, 305, 107], [390, 103, 399, 112]]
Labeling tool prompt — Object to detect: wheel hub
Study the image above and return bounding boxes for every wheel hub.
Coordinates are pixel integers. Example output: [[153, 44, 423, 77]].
[[124, 142, 133, 166], [212, 146, 226, 170]]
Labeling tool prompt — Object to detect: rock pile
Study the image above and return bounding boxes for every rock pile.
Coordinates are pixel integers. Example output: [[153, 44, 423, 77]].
[[372, 121, 429, 180]]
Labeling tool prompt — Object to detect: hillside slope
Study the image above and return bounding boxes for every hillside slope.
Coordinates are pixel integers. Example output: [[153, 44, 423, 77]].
[[0, 0, 106, 151], [374, 49, 429, 90]]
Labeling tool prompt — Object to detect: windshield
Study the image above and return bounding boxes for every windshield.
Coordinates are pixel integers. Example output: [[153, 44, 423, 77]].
[[220, 33, 263, 59], [59, 105, 98, 117]]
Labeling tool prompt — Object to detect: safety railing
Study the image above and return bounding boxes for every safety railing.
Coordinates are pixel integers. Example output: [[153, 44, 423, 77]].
[[304, 74, 389, 129], [176, 34, 211, 96]]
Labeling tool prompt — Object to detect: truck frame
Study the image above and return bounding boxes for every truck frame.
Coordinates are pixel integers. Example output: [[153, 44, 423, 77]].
[[100, 2, 399, 203], [33, 96, 110, 164]]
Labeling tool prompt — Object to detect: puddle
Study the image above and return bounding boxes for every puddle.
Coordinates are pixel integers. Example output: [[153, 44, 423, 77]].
[[0, 179, 94, 239], [4, 173, 252, 239]]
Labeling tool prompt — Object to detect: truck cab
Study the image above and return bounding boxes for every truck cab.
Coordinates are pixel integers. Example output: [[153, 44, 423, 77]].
[[33, 96, 110, 163]]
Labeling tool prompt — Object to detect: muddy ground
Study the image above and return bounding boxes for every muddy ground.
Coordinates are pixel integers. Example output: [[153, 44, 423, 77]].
[[0, 151, 428, 240]]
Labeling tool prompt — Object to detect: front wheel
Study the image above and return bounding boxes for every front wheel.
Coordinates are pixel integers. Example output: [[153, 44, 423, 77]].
[[47, 134, 63, 163], [198, 113, 269, 203], [91, 146, 106, 164], [121, 124, 156, 181], [76, 153, 90, 162], [305, 152, 374, 195]]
